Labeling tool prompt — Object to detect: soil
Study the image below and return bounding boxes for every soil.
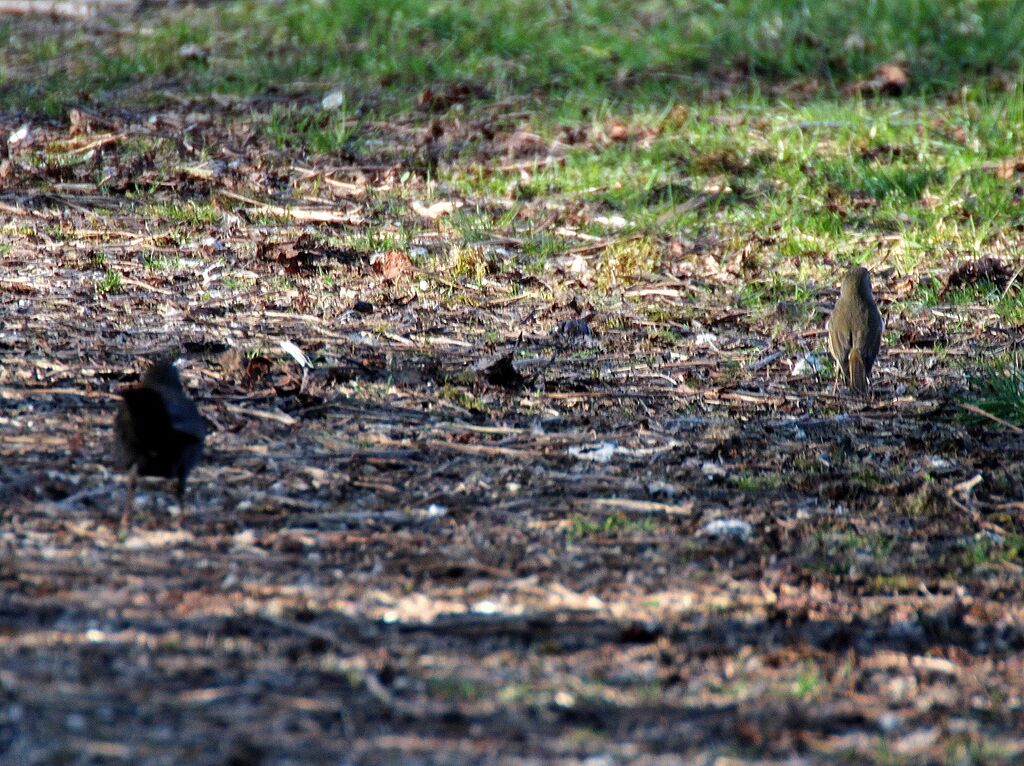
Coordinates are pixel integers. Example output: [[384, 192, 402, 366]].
[[1, 82, 1024, 766]]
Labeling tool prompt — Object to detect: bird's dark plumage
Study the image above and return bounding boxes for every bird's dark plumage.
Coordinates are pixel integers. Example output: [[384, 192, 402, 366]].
[[827, 265, 883, 397], [115, 361, 207, 507]]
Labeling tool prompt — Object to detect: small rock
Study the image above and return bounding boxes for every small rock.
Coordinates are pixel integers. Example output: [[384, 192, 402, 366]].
[[472, 600, 500, 614], [924, 456, 955, 474], [701, 461, 728, 480], [792, 353, 824, 376], [593, 214, 629, 229], [8, 123, 30, 148], [553, 690, 575, 707], [178, 43, 208, 62], [700, 518, 753, 543], [975, 529, 1004, 547], [568, 441, 618, 463], [566, 254, 589, 275], [647, 480, 679, 498], [878, 712, 901, 733], [231, 529, 257, 548], [320, 89, 346, 110]]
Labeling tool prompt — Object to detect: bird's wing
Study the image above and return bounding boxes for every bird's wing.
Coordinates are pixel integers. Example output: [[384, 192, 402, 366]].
[[122, 388, 172, 431], [155, 387, 208, 440], [826, 317, 849, 361]]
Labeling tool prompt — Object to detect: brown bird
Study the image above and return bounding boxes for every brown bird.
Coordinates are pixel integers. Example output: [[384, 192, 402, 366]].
[[827, 265, 883, 397], [114, 360, 208, 527]]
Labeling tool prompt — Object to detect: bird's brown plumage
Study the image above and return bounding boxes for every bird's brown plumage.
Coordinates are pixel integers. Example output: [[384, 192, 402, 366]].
[[827, 266, 883, 397]]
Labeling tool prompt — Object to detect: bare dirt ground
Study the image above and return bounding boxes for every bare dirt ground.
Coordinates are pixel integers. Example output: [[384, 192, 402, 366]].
[[2, 37, 1024, 766]]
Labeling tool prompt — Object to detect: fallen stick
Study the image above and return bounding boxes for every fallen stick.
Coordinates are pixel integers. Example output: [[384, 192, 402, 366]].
[[959, 402, 1024, 434], [216, 189, 362, 224]]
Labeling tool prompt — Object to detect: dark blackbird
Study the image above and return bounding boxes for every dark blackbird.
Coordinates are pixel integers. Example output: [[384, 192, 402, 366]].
[[827, 265, 883, 397], [115, 361, 208, 526]]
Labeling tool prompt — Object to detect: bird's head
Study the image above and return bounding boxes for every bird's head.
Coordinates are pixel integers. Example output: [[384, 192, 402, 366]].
[[140, 360, 184, 390], [842, 265, 873, 299]]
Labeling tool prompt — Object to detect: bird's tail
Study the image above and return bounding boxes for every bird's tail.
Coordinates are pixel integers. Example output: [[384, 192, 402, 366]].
[[848, 349, 869, 396]]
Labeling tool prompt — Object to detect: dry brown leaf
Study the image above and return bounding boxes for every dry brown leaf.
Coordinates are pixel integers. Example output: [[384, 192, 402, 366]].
[[502, 130, 548, 158], [991, 158, 1024, 179], [243, 355, 273, 388], [257, 233, 360, 274], [417, 81, 489, 112], [371, 250, 414, 281], [257, 234, 320, 275], [608, 123, 629, 142], [940, 257, 1013, 297], [845, 63, 910, 96], [67, 108, 118, 136], [68, 109, 90, 135]]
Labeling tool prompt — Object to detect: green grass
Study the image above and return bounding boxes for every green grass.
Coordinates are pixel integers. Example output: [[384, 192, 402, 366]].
[[926, 279, 1024, 325], [438, 383, 489, 414], [791, 663, 824, 700], [221, 274, 253, 291], [566, 512, 657, 541], [143, 201, 221, 227], [7, 0, 1024, 118], [969, 354, 1024, 427], [265, 105, 358, 153], [449, 91, 1024, 288], [8, 0, 1024, 304], [809, 526, 899, 576], [962, 531, 1024, 568], [94, 269, 122, 294], [426, 675, 489, 701], [4, 1, 1024, 341], [143, 254, 181, 271], [731, 472, 784, 493]]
